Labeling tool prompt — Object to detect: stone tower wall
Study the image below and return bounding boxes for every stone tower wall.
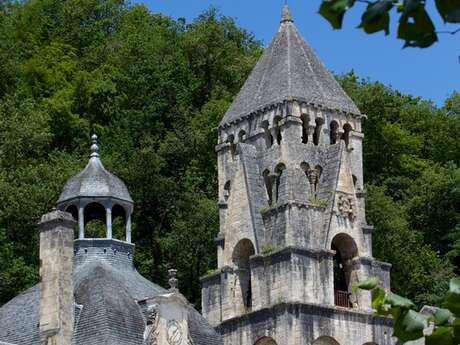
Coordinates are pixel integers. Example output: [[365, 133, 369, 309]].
[[39, 211, 76, 345]]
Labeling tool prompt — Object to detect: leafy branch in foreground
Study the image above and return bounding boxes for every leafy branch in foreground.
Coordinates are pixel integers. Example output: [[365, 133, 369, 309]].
[[318, 0, 460, 48], [355, 276, 460, 343]]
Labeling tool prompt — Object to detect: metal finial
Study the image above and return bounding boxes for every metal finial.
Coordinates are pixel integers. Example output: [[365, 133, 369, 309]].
[[168, 269, 178, 292], [281, 4, 294, 23], [90, 134, 99, 158]]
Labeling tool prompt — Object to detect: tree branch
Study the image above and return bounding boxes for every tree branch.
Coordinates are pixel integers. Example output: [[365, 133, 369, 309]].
[[436, 28, 460, 35]]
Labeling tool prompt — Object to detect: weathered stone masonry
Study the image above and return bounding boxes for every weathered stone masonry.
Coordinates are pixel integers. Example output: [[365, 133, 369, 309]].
[[202, 5, 395, 345]]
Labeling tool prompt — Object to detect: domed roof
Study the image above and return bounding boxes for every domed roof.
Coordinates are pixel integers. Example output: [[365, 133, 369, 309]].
[[0, 240, 222, 345], [57, 135, 133, 205]]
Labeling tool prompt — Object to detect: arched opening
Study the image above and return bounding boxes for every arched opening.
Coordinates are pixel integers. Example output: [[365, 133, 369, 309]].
[[275, 163, 286, 203], [330, 121, 339, 144], [341, 123, 352, 147], [254, 337, 278, 345], [65, 205, 79, 238], [274, 116, 282, 145], [84, 202, 106, 238], [313, 165, 322, 194], [301, 114, 309, 144], [238, 130, 247, 143], [232, 239, 256, 310], [331, 233, 358, 308], [313, 336, 341, 345], [65, 205, 78, 221], [227, 134, 236, 155], [263, 169, 273, 206], [313, 118, 324, 146], [352, 175, 358, 188], [224, 180, 231, 201], [261, 120, 273, 148], [300, 162, 311, 198], [112, 204, 126, 240]]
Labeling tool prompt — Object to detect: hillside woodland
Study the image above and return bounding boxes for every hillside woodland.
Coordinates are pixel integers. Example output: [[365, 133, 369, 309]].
[[0, 0, 459, 309]]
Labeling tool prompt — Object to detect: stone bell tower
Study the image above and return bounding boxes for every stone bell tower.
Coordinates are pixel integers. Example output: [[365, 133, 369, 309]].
[[201, 6, 395, 345]]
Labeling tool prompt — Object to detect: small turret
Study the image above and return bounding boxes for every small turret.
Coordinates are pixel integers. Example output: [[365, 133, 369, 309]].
[[57, 134, 133, 242]]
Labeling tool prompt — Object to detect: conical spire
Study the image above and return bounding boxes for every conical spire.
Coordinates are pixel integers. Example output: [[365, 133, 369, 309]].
[[219, 5, 360, 126], [281, 4, 293, 23]]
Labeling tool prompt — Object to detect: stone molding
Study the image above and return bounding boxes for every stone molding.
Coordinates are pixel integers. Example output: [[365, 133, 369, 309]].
[[216, 301, 392, 330], [250, 246, 335, 267]]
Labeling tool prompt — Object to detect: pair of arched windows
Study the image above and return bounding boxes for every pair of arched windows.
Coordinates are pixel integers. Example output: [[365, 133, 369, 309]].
[[301, 163, 323, 196], [301, 115, 323, 146], [263, 163, 286, 206], [330, 121, 352, 147], [262, 118, 282, 148]]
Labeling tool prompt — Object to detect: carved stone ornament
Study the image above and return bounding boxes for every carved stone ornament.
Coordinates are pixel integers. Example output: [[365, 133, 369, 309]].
[[337, 193, 355, 220], [144, 305, 160, 345], [166, 320, 184, 345]]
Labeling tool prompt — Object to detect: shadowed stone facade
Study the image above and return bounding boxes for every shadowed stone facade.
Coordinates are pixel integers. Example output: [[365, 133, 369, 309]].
[[201, 6, 396, 345]]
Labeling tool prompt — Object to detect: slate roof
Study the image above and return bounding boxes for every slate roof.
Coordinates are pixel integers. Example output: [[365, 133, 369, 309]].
[[58, 135, 133, 205], [0, 240, 222, 345], [220, 5, 360, 126]]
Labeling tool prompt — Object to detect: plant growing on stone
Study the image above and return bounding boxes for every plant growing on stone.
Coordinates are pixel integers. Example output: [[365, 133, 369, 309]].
[[355, 276, 460, 344]]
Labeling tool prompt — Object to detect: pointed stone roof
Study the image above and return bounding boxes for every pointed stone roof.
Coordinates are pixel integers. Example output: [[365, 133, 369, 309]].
[[220, 5, 360, 126]]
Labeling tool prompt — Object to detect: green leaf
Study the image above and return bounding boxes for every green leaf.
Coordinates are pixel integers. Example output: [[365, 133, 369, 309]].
[[426, 326, 454, 345], [353, 276, 380, 292], [434, 308, 453, 326], [358, 0, 394, 35], [393, 309, 427, 342], [398, 6, 438, 47], [435, 0, 460, 23], [450, 278, 460, 294], [385, 291, 416, 309], [372, 287, 389, 315], [319, 0, 355, 29], [444, 279, 460, 316]]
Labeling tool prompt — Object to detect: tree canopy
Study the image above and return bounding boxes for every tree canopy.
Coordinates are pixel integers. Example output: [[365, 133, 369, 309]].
[[0, 0, 459, 310]]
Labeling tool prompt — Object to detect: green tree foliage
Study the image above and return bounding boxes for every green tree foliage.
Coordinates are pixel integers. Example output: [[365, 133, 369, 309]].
[[318, 0, 460, 47], [0, 0, 458, 312], [356, 277, 460, 344]]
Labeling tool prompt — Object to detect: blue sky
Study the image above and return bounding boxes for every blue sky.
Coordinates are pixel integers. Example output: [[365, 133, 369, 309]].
[[135, 0, 459, 106]]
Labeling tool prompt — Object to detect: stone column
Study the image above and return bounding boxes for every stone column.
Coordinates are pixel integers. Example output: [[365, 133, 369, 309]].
[[78, 206, 84, 239], [126, 213, 132, 243], [39, 210, 76, 345], [106, 207, 112, 239]]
